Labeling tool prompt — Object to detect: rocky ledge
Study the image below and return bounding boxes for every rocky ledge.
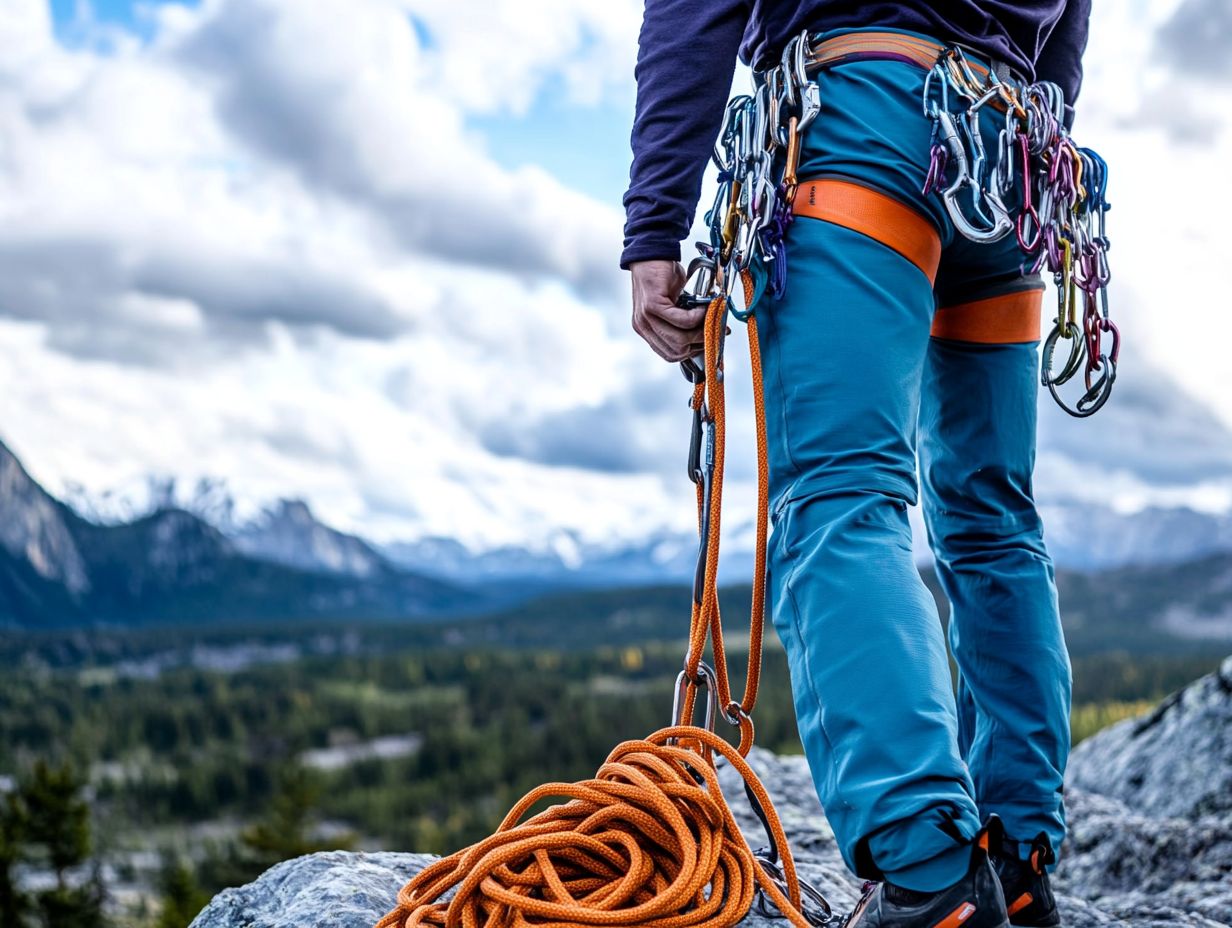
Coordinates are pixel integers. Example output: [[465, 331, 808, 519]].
[[191, 655, 1232, 928]]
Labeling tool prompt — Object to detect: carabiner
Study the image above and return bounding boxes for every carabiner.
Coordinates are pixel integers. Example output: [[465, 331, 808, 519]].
[[922, 63, 951, 118], [753, 854, 835, 927], [670, 661, 719, 732], [933, 110, 1012, 242], [1041, 320, 1085, 387]]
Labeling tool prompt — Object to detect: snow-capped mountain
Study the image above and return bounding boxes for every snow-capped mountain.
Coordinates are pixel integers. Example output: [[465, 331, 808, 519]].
[[380, 529, 708, 589], [232, 499, 389, 579], [5, 419, 1232, 635], [1040, 502, 1232, 571], [57, 468, 1232, 587], [0, 440, 469, 629], [0, 439, 90, 595], [58, 472, 745, 589], [58, 477, 392, 581], [59, 474, 248, 531]]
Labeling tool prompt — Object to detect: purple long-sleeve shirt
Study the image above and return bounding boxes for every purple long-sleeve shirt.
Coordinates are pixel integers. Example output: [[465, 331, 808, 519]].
[[620, 1, 1091, 268]]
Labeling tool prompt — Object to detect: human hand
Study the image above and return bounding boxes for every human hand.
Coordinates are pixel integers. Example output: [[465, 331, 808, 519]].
[[629, 260, 706, 362]]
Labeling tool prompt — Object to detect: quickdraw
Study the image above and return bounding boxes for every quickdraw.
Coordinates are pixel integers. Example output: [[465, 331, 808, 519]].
[[679, 31, 820, 312], [921, 46, 1118, 417]]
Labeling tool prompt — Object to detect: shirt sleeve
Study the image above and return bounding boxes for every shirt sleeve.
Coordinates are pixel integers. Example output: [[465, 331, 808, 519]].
[[620, 0, 751, 269], [1033, 0, 1092, 129]]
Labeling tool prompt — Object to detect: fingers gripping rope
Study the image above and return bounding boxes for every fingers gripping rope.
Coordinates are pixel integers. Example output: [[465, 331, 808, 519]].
[[376, 274, 822, 928]]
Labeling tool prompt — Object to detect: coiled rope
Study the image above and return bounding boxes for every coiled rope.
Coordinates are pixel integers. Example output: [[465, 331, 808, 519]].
[[377, 273, 824, 928]]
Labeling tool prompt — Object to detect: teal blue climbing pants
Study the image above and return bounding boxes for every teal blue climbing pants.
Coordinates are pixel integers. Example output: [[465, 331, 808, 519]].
[[759, 29, 1072, 892]]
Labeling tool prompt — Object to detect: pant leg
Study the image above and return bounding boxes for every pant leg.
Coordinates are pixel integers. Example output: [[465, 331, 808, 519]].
[[757, 41, 993, 891], [920, 249, 1072, 861], [761, 211, 980, 894]]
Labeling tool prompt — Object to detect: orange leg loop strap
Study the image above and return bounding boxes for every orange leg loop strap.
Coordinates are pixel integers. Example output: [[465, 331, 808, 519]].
[[930, 288, 1044, 344], [792, 178, 942, 284]]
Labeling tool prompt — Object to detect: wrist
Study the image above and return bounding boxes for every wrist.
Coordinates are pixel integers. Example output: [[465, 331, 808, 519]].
[[620, 241, 682, 270]]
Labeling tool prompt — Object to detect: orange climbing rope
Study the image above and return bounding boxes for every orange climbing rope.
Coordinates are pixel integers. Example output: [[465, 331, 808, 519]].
[[677, 271, 769, 761], [376, 273, 824, 928]]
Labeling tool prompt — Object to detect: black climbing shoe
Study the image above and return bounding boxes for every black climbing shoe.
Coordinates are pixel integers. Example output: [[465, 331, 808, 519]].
[[842, 817, 1009, 928], [990, 832, 1059, 928]]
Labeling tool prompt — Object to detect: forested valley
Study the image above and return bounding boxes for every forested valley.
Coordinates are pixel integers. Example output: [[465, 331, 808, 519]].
[[0, 583, 1224, 928]]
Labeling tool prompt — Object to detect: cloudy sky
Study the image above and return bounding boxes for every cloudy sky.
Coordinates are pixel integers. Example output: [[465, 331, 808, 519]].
[[0, 0, 1229, 554]]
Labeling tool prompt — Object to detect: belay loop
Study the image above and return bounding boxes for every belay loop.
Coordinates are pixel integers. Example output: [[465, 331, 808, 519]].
[[377, 277, 836, 928]]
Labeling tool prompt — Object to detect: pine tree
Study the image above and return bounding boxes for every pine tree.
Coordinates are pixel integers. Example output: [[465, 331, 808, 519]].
[[19, 762, 105, 928], [21, 762, 90, 889], [239, 765, 354, 874], [155, 857, 210, 928], [0, 791, 30, 928]]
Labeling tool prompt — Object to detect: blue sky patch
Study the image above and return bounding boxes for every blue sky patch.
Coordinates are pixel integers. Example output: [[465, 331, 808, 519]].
[[49, 0, 199, 45], [408, 13, 434, 50], [472, 93, 634, 204]]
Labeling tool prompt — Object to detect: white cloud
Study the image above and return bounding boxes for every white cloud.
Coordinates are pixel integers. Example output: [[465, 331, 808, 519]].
[[402, 0, 642, 113], [1072, 0, 1232, 430], [0, 0, 1228, 562], [0, 0, 683, 550]]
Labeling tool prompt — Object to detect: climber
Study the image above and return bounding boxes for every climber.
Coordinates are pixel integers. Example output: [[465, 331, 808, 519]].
[[624, 4, 1090, 928]]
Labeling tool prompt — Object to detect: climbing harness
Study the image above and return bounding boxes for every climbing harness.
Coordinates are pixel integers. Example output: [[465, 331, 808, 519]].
[[920, 45, 1117, 416], [377, 282, 837, 928], [683, 31, 1119, 417]]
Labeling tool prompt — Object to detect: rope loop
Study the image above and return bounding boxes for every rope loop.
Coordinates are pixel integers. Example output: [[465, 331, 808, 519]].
[[376, 727, 820, 928]]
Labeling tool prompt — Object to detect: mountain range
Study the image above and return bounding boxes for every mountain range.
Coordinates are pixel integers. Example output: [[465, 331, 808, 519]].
[[3, 435, 1231, 630], [0, 439, 472, 629]]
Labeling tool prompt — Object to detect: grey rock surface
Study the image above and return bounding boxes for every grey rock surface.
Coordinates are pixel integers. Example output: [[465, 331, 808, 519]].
[[192, 659, 1232, 928], [1055, 789, 1232, 924], [1067, 654, 1232, 819], [190, 851, 436, 928]]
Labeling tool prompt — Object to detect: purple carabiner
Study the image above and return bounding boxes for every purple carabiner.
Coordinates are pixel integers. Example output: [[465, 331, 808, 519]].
[[922, 143, 948, 197], [1014, 133, 1042, 252]]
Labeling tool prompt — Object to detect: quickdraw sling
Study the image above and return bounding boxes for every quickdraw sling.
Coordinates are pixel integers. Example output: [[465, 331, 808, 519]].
[[920, 45, 1117, 416]]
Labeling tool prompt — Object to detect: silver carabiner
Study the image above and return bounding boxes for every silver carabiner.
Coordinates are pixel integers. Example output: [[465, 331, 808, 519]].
[[753, 854, 835, 927], [779, 36, 799, 109], [937, 112, 1013, 243], [670, 661, 719, 739], [797, 78, 821, 134], [945, 178, 1013, 242], [922, 63, 951, 118]]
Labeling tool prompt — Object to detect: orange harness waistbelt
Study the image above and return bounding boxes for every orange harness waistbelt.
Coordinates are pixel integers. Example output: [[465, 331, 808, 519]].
[[807, 31, 1022, 86]]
